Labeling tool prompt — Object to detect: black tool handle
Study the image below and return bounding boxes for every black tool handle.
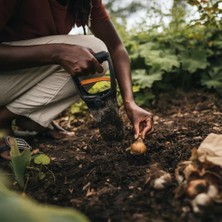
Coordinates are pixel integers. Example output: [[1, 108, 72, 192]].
[[94, 51, 109, 63], [72, 51, 117, 109]]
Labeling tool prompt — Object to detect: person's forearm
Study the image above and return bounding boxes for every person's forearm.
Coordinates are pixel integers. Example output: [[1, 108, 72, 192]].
[[90, 20, 135, 107], [0, 44, 57, 71], [108, 46, 134, 106]]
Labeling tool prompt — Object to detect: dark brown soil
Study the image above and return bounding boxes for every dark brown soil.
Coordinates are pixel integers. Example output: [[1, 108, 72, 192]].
[[3, 90, 222, 222], [93, 96, 125, 142]]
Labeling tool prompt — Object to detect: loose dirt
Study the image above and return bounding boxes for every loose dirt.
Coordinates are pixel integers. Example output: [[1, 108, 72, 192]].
[[3, 90, 222, 222]]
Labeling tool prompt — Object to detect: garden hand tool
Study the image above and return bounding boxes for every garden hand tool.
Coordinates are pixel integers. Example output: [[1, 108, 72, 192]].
[[72, 51, 124, 141]]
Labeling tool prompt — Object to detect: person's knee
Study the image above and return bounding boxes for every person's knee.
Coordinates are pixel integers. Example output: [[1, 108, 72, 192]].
[[83, 35, 107, 53], [61, 35, 108, 54]]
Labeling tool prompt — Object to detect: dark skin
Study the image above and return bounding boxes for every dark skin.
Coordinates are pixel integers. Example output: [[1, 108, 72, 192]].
[[0, 18, 153, 158], [90, 19, 153, 139], [0, 44, 103, 74]]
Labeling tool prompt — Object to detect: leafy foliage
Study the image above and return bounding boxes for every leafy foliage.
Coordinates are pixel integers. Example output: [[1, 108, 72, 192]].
[[34, 154, 51, 165], [9, 137, 53, 188], [10, 138, 31, 188], [179, 48, 209, 73], [0, 178, 89, 222], [70, 101, 88, 116], [122, 0, 222, 105], [71, 0, 222, 113]]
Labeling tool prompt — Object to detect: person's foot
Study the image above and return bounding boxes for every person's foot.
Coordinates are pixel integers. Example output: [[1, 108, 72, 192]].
[[45, 130, 75, 139], [15, 117, 75, 139], [0, 130, 13, 160], [0, 136, 32, 160], [43, 121, 75, 139], [0, 138, 10, 160]]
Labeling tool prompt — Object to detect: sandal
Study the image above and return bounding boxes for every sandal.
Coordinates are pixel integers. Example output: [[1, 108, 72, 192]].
[[0, 136, 32, 160], [13, 121, 75, 140]]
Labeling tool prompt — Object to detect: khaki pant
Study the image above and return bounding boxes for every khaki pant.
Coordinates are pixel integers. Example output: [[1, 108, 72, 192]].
[[0, 35, 108, 127]]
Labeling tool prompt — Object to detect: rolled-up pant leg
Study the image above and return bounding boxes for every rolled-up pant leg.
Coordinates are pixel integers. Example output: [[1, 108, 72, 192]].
[[0, 35, 108, 128]]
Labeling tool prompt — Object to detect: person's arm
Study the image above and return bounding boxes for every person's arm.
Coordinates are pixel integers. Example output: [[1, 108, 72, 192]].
[[0, 43, 103, 75], [90, 19, 153, 139]]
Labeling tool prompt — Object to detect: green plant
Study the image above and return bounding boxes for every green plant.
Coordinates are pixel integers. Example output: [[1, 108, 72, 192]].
[[0, 176, 89, 222], [10, 138, 31, 188], [9, 138, 54, 189], [26, 153, 54, 182], [118, 0, 222, 105]]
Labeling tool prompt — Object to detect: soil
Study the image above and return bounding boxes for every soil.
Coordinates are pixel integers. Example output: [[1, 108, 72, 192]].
[[2, 89, 222, 222]]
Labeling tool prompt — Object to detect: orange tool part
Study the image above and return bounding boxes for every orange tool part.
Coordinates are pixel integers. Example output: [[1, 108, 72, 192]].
[[80, 77, 110, 86]]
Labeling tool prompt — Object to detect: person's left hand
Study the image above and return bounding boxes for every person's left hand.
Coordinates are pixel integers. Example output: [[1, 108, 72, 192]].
[[125, 101, 153, 139]]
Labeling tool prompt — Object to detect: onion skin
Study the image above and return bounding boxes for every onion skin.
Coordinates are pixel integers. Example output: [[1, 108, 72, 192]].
[[185, 179, 208, 198], [130, 137, 147, 155]]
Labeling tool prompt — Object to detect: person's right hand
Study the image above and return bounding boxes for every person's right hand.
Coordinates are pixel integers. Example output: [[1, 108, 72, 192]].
[[53, 44, 103, 77], [125, 101, 153, 139]]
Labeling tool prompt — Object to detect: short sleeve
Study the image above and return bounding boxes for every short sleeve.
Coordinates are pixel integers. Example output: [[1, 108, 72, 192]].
[[0, 0, 17, 30], [90, 0, 109, 23]]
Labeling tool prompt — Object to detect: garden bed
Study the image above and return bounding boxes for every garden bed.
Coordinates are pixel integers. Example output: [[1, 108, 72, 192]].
[[3, 90, 222, 222]]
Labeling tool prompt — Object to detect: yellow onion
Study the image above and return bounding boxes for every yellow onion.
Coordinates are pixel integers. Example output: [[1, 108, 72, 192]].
[[130, 136, 147, 155]]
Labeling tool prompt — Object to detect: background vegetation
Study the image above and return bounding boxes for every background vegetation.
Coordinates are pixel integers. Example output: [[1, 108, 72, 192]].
[[70, 0, 222, 116], [103, 0, 222, 106]]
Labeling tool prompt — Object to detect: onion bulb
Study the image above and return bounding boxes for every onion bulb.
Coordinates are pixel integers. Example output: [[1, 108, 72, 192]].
[[130, 136, 147, 155], [185, 179, 208, 198]]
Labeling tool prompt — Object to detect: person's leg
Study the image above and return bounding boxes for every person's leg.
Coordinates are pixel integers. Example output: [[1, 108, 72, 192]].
[[11, 70, 79, 138], [1, 35, 108, 135], [0, 63, 62, 138], [0, 35, 108, 160], [15, 116, 75, 139], [0, 108, 19, 160], [0, 107, 18, 135]]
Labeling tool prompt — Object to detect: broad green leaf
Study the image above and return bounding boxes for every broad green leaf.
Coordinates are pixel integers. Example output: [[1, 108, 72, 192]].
[[34, 154, 51, 165], [211, 40, 222, 49], [201, 69, 222, 93], [146, 53, 180, 72], [179, 48, 209, 73], [70, 101, 88, 114], [138, 43, 180, 72], [132, 85, 140, 93], [135, 92, 155, 106], [0, 179, 89, 222], [202, 79, 222, 88], [89, 81, 111, 93], [10, 138, 31, 188], [132, 69, 164, 89]]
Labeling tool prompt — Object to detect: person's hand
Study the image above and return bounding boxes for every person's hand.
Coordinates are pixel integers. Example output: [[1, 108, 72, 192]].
[[53, 44, 103, 77], [125, 101, 153, 139]]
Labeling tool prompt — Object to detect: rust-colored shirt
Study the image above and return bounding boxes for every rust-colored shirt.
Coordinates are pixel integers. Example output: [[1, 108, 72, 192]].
[[0, 0, 109, 42]]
